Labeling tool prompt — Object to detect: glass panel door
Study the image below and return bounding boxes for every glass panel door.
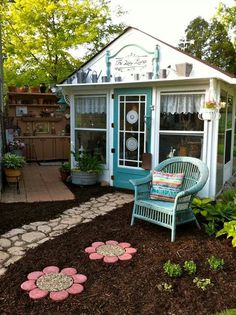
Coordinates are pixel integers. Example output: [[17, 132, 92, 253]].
[[113, 88, 152, 189]]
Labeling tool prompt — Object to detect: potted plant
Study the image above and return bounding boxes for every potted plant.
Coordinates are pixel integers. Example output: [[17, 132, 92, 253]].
[[59, 162, 71, 182], [2, 152, 26, 182], [71, 151, 103, 185], [199, 100, 224, 121], [8, 139, 25, 156]]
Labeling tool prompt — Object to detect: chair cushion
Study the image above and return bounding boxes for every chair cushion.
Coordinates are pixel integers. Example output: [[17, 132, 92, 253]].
[[150, 171, 184, 202]]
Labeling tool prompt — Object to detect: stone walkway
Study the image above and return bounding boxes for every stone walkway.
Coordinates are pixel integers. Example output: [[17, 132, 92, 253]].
[[0, 192, 133, 276]]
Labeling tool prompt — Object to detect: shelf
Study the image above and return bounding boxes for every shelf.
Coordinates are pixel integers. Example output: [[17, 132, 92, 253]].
[[21, 117, 62, 122], [8, 92, 57, 97], [8, 104, 59, 107]]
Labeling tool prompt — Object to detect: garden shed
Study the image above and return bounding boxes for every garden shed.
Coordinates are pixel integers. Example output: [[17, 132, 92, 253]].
[[59, 27, 236, 199]]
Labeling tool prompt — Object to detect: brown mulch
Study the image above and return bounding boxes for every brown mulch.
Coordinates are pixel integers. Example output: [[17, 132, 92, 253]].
[[0, 185, 236, 314]]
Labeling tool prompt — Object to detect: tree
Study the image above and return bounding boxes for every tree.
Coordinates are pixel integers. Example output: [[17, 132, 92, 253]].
[[179, 16, 236, 75], [215, 1, 236, 48], [1, 0, 125, 86]]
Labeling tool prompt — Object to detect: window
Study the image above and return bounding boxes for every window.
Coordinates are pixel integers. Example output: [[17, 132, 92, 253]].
[[74, 95, 107, 164], [159, 92, 204, 162]]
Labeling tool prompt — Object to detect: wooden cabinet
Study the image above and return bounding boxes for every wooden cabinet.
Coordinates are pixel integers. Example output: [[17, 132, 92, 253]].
[[16, 136, 70, 161], [7, 91, 70, 161]]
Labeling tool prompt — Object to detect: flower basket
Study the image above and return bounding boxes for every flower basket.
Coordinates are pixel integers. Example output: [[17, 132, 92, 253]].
[[198, 108, 220, 121]]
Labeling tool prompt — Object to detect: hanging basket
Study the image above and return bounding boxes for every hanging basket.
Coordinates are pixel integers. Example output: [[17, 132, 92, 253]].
[[198, 108, 221, 121]]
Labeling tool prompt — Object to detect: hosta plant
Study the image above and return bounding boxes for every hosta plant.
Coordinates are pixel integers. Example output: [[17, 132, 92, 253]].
[[216, 220, 236, 247]]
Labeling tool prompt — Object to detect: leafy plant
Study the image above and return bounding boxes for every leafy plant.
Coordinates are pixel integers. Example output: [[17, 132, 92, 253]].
[[216, 221, 236, 247], [71, 151, 103, 175], [192, 197, 236, 236], [59, 162, 71, 173], [207, 255, 224, 270], [163, 260, 182, 278], [193, 277, 212, 291], [157, 282, 173, 292], [217, 187, 236, 203], [2, 153, 26, 169], [183, 260, 197, 275]]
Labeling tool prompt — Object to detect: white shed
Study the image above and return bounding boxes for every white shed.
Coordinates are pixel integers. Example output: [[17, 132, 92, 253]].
[[59, 27, 236, 198]]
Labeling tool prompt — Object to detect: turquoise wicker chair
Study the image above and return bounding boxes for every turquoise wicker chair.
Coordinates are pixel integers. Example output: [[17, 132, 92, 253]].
[[130, 157, 209, 242]]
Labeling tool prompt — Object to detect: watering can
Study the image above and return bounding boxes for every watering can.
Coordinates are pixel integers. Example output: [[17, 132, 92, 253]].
[[76, 69, 91, 83], [91, 70, 102, 83]]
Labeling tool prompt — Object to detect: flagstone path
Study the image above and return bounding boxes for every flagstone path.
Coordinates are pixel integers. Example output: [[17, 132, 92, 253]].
[[0, 192, 133, 277]]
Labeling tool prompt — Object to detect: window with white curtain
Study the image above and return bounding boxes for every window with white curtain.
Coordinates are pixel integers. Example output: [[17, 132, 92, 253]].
[[74, 95, 107, 164], [159, 92, 205, 162]]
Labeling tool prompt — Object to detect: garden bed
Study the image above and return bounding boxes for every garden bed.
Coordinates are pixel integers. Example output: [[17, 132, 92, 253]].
[[0, 185, 235, 314]]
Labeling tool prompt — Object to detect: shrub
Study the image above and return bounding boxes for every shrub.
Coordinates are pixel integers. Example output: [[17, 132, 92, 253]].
[[163, 260, 182, 278]]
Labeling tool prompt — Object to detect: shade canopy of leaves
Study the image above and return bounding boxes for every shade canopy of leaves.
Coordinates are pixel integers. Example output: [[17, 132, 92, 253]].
[[178, 4, 236, 76], [1, 0, 125, 86]]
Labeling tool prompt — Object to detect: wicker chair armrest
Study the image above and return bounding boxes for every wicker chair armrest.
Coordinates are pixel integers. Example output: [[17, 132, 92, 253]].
[[129, 174, 152, 187]]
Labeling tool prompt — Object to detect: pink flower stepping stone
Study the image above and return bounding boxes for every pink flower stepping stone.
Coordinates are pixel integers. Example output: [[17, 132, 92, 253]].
[[43, 266, 60, 274], [27, 271, 44, 280], [119, 242, 131, 248], [67, 284, 84, 294], [105, 240, 118, 245], [21, 280, 37, 291], [72, 274, 87, 283], [125, 247, 137, 254], [92, 241, 104, 247], [85, 247, 96, 254], [29, 288, 48, 300], [50, 290, 69, 301], [118, 253, 132, 261], [61, 267, 77, 276], [103, 256, 119, 263], [89, 252, 103, 260]]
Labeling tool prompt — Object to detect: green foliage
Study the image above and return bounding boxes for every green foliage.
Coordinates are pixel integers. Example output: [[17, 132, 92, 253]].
[[193, 277, 212, 291], [71, 152, 102, 175], [192, 197, 236, 236], [2, 0, 125, 85], [178, 15, 236, 75], [217, 187, 236, 203], [2, 152, 26, 169], [183, 260, 197, 275], [215, 309, 236, 315], [207, 255, 224, 271], [163, 260, 182, 278], [59, 162, 71, 173], [157, 282, 173, 292], [216, 221, 236, 247]]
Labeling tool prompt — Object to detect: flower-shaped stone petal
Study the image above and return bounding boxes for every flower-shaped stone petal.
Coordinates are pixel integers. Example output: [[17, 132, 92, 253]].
[[85, 240, 137, 263], [21, 266, 87, 301]]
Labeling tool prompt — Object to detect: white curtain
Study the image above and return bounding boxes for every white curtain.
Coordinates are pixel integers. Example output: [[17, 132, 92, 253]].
[[161, 94, 205, 114], [75, 96, 106, 114]]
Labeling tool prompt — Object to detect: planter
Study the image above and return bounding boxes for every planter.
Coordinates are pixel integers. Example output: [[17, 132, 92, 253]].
[[8, 85, 17, 92], [4, 168, 22, 183], [71, 170, 97, 185], [198, 108, 221, 121], [175, 63, 193, 77]]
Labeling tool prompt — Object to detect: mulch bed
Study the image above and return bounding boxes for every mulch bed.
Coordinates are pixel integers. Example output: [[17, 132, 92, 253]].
[[0, 185, 236, 314]]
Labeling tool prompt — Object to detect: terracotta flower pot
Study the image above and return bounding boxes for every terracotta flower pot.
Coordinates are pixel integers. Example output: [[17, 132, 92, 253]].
[[4, 168, 22, 183]]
